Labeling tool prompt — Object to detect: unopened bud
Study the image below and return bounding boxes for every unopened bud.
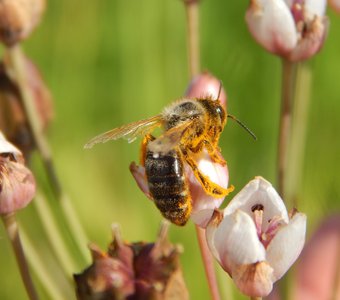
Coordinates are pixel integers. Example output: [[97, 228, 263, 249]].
[[0, 0, 46, 46], [329, 0, 340, 13]]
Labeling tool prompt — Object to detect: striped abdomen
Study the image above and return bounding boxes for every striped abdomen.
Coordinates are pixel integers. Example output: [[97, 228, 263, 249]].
[[145, 149, 192, 226]]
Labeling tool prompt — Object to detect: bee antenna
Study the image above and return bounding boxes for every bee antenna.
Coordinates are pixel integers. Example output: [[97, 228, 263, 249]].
[[217, 80, 223, 101], [227, 114, 257, 140]]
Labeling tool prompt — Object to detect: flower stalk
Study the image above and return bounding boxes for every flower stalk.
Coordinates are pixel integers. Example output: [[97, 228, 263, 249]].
[[184, 0, 200, 78], [277, 58, 298, 199], [19, 229, 70, 300], [195, 226, 220, 300], [2, 213, 39, 300], [285, 63, 312, 208], [5, 45, 89, 264]]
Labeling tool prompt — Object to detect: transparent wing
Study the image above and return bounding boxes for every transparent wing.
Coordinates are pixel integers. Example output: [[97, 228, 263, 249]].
[[147, 119, 194, 154], [84, 115, 164, 149]]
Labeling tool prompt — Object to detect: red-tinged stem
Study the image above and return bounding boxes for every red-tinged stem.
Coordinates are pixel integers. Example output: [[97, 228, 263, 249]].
[[184, 0, 200, 78], [277, 58, 298, 199], [196, 225, 220, 300], [285, 63, 311, 208], [2, 213, 39, 300]]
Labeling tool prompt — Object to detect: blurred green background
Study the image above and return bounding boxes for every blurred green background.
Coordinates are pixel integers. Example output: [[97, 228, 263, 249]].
[[0, 0, 340, 299]]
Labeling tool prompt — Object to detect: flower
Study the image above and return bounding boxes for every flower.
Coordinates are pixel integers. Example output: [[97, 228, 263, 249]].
[[130, 149, 233, 227], [0, 0, 46, 46], [246, 0, 328, 61], [206, 176, 306, 297], [185, 71, 227, 108], [0, 132, 35, 215]]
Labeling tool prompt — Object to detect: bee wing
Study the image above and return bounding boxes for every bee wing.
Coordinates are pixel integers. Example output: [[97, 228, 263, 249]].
[[147, 119, 194, 155], [84, 115, 164, 149]]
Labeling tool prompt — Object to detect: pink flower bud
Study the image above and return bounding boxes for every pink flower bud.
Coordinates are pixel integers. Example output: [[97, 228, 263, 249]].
[[0, 132, 35, 215], [329, 0, 340, 13], [185, 71, 227, 109], [0, 0, 46, 46], [246, 0, 328, 61], [206, 177, 306, 297]]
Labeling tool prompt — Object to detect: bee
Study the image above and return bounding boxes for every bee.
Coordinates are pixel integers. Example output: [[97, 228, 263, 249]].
[[85, 98, 244, 225]]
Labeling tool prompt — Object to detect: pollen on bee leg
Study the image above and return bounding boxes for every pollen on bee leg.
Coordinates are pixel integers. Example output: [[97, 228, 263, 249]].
[[129, 162, 152, 200]]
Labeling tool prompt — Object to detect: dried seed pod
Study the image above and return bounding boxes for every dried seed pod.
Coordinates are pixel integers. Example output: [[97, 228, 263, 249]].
[[74, 223, 189, 300], [0, 56, 53, 156], [74, 244, 135, 300], [133, 223, 188, 300], [0, 132, 35, 215], [0, 0, 46, 46]]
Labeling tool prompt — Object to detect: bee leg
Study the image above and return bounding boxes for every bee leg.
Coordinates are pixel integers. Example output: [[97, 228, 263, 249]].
[[191, 140, 226, 166], [140, 134, 155, 166], [205, 144, 226, 165], [129, 162, 153, 200], [183, 151, 234, 198]]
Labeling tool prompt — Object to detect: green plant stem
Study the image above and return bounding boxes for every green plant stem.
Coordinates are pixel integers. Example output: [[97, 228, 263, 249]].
[[277, 58, 298, 199], [195, 226, 220, 300], [185, 0, 200, 78], [20, 229, 70, 300], [286, 63, 311, 208], [5, 45, 90, 264], [34, 193, 79, 276], [2, 213, 39, 300]]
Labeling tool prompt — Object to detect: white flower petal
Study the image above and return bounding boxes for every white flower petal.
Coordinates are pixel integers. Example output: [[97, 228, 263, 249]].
[[283, 0, 294, 9], [245, 0, 297, 55], [208, 210, 266, 274], [223, 177, 289, 230], [305, 0, 327, 16], [187, 149, 228, 217], [266, 212, 307, 280], [288, 16, 328, 62], [191, 209, 215, 228]]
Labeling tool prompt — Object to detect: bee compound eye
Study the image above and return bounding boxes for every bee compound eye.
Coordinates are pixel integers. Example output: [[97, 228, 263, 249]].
[[215, 105, 225, 121]]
